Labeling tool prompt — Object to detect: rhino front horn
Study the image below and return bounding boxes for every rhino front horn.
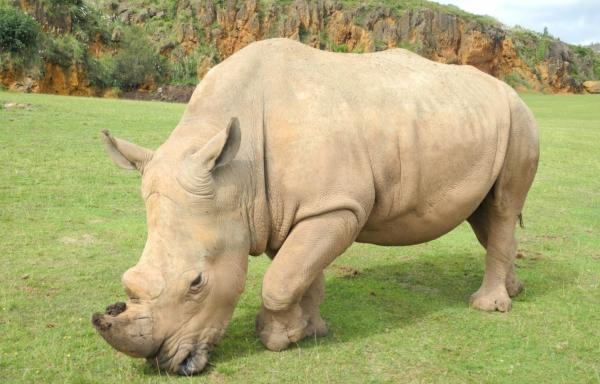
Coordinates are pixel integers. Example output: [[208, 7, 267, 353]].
[[92, 302, 156, 358]]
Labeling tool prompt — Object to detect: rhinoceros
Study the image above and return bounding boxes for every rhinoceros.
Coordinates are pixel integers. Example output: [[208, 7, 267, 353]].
[[92, 38, 539, 375]]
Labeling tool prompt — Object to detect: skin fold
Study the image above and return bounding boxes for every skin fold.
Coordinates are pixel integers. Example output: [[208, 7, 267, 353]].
[[92, 38, 539, 375]]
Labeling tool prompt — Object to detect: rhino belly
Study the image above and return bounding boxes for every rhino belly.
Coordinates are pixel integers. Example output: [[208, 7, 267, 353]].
[[356, 188, 487, 246], [357, 129, 500, 246], [355, 91, 507, 246]]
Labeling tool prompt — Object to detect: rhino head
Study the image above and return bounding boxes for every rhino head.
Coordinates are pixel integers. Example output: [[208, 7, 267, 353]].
[[92, 119, 250, 375]]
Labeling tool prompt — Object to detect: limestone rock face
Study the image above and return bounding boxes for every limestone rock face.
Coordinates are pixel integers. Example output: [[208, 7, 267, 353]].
[[214, 0, 261, 58], [37, 63, 94, 96], [583, 81, 600, 93], [2, 0, 598, 97], [183, 1, 592, 93]]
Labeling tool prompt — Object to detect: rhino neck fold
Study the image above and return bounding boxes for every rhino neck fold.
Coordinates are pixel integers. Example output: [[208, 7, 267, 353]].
[[246, 94, 271, 256]]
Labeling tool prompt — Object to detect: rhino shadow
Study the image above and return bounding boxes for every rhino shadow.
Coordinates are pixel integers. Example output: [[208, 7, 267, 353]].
[[142, 249, 572, 375]]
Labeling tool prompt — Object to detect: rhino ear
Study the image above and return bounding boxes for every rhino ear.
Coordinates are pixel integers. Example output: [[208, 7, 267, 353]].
[[192, 117, 241, 171], [101, 130, 154, 172]]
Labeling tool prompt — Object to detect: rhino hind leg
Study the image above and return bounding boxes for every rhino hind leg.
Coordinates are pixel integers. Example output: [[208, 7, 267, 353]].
[[468, 90, 538, 312], [257, 210, 358, 351], [467, 202, 519, 312], [468, 209, 523, 298]]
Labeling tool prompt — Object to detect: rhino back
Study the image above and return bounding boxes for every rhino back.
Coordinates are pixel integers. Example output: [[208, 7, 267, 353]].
[[174, 39, 513, 248]]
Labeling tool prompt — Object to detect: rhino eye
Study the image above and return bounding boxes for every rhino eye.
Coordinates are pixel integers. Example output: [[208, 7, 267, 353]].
[[190, 273, 203, 291]]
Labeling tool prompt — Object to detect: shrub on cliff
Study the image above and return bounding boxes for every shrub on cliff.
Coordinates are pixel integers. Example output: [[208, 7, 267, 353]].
[[0, 7, 40, 54], [168, 45, 199, 86], [86, 55, 115, 89], [42, 34, 85, 68], [168, 45, 217, 86], [112, 28, 166, 90]]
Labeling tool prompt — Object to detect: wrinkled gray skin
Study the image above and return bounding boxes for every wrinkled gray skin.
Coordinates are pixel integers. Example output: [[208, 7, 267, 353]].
[[92, 38, 539, 375]]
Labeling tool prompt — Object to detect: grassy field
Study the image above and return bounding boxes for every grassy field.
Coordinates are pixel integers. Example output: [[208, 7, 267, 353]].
[[0, 91, 599, 383]]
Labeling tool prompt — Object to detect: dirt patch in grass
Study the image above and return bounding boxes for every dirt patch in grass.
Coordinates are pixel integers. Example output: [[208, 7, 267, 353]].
[[20, 284, 60, 297], [331, 265, 361, 278], [59, 234, 97, 246], [517, 249, 546, 260], [2, 102, 32, 110], [538, 234, 567, 241]]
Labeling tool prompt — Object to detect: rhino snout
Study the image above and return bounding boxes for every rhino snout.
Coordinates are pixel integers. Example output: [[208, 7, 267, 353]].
[[91, 301, 156, 358]]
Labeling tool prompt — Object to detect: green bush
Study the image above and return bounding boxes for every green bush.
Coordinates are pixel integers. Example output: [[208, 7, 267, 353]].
[[167, 44, 219, 85], [0, 7, 40, 53], [574, 47, 600, 79], [535, 38, 549, 63], [112, 28, 165, 90], [332, 43, 349, 53], [169, 47, 199, 85], [86, 55, 114, 89], [42, 34, 85, 68], [593, 58, 600, 79], [398, 41, 423, 53], [374, 40, 388, 51]]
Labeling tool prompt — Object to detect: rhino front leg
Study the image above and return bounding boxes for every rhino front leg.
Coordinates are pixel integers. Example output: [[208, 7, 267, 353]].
[[257, 211, 358, 351], [256, 272, 328, 349]]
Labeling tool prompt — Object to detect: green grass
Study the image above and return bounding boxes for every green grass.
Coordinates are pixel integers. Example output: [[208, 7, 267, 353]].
[[1, 91, 599, 383]]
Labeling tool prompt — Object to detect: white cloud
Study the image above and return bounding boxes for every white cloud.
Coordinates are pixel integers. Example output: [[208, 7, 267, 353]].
[[441, 0, 600, 45]]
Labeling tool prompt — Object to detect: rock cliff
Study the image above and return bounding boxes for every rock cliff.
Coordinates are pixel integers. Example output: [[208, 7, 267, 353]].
[[1, 0, 599, 97]]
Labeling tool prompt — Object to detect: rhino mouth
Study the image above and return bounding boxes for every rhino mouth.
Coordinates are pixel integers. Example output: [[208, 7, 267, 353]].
[[177, 348, 210, 376], [149, 342, 212, 376]]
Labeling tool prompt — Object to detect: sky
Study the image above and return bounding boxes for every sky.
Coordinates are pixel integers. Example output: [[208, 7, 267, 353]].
[[441, 0, 600, 45]]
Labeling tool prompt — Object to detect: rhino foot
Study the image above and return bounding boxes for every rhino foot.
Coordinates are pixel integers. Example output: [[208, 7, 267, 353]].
[[258, 325, 295, 352], [506, 269, 524, 298], [256, 303, 327, 351], [469, 287, 512, 312], [303, 314, 328, 338]]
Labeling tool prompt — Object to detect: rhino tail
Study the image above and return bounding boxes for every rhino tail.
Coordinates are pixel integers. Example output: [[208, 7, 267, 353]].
[[518, 213, 524, 229]]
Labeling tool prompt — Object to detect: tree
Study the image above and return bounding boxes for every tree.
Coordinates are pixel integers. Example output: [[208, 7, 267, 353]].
[[0, 7, 40, 53]]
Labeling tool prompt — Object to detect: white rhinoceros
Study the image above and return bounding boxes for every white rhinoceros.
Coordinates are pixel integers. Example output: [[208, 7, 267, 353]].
[[92, 38, 539, 375]]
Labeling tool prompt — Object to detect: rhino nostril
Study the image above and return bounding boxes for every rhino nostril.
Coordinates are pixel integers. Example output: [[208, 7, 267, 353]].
[[105, 302, 127, 316], [91, 313, 112, 331], [91, 313, 102, 326]]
